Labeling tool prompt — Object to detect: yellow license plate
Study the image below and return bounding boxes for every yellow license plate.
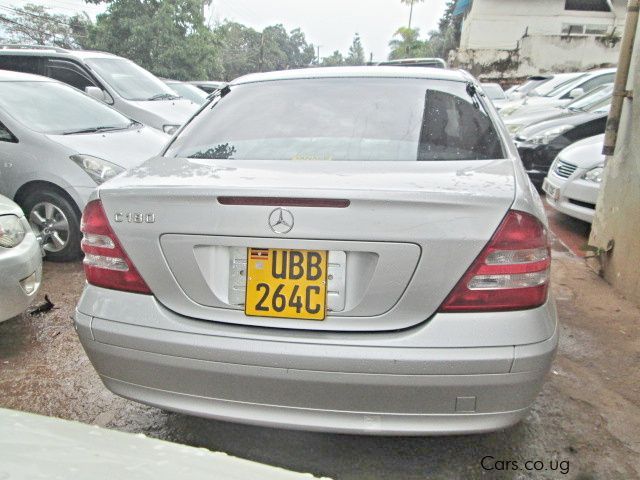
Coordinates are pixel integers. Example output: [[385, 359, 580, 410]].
[[245, 248, 328, 320]]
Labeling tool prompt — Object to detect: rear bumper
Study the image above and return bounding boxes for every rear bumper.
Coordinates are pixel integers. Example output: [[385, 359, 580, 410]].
[[75, 286, 558, 435]]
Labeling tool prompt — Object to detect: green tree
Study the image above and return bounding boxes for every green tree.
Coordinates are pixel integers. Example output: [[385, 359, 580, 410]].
[[400, 0, 425, 29], [345, 33, 365, 66], [213, 22, 315, 81], [428, 0, 463, 58], [388, 27, 431, 60], [321, 50, 345, 67], [83, 0, 222, 81], [214, 21, 261, 80], [0, 3, 90, 48]]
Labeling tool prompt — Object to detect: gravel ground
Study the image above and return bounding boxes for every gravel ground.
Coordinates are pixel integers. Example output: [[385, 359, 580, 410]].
[[1, 236, 639, 479]]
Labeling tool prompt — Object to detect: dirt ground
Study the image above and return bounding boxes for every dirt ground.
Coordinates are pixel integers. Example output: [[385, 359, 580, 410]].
[[1, 206, 639, 480]]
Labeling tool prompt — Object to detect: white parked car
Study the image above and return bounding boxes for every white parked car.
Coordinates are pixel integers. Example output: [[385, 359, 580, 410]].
[[0, 70, 168, 261], [0, 46, 200, 134], [0, 194, 42, 323], [75, 67, 557, 435], [542, 134, 605, 223], [500, 68, 616, 117], [480, 82, 508, 110]]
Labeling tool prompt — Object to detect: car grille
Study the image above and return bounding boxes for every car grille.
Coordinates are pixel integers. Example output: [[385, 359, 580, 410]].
[[554, 159, 578, 178]]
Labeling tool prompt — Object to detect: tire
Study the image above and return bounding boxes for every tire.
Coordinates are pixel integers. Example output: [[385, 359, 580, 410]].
[[22, 189, 82, 262]]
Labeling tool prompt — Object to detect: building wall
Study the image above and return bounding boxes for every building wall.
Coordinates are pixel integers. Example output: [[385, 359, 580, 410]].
[[589, 27, 640, 305], [460, 0, 626, 50], [451, 34, 620, 79]]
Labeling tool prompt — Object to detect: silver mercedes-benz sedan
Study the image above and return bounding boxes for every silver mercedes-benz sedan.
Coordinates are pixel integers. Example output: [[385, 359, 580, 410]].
[[75, 67, 558, 435]]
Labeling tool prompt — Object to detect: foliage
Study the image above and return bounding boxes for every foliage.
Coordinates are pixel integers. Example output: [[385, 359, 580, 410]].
[[81, 0, 221, 81], [321, 50, 345, 67], [388, 27, 431, 60], [346, 33, 365, 66], [388, 0, 462, 61], [0, 4, 90, 49]]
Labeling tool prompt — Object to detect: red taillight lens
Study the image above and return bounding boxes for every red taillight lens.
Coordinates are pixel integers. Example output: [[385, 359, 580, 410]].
[[439, 210, 550, 312], [80, 200, 151, 295]]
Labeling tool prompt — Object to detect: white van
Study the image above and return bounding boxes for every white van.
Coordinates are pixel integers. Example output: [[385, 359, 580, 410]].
[[0, 45, 199, 134]]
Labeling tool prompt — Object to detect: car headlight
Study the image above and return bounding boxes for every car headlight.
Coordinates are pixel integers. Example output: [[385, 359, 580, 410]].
[[527, 124, 574, 145], [163, 124, 180, 135], [582, 166, 604, 183], [70, 154, 124, 185], [0, 215, 26, 248]]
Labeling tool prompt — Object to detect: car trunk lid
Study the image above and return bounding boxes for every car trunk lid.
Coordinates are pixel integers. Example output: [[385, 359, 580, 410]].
[[97, 157, 515, 331]]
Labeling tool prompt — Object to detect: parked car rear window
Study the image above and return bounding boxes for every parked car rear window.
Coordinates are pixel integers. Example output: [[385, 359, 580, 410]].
[[0, 81, 132, 135], [166, 78, 505, 161]]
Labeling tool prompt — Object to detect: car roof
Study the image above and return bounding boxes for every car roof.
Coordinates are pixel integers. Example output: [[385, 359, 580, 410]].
[[232, 66, 471, 85], [0, 45, 118, 60], [0, 69, 52, 82]]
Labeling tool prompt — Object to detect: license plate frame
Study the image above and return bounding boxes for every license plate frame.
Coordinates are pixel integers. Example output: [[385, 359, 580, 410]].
[[245, 248, 328, 321]]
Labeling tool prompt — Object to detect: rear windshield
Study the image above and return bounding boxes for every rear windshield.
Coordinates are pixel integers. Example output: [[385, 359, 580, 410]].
[[165, 78, 505, 161]]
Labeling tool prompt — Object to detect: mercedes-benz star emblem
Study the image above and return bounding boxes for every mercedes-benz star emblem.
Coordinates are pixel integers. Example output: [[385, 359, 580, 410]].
[[268, 208, 294, 234]]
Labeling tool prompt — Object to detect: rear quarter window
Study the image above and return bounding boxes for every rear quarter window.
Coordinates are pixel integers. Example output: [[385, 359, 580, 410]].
[[166, 77, 505, 162]]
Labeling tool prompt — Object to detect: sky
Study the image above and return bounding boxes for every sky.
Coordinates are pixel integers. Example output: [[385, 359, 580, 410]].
[[6, 0, 450, 62]]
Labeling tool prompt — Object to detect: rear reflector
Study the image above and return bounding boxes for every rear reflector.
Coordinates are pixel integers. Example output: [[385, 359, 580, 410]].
[[80, 200, 151, 295], [218, 197, 350, 208], [439, 210, 551, 312]]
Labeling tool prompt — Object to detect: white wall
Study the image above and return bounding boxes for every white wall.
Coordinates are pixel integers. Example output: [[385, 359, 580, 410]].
[[589, 24, 640, 305], [460, 0, 626, 50], [452, 34, 620, 79]]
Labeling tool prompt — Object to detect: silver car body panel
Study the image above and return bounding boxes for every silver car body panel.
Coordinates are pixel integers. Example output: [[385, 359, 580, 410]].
[[76, 67, 558, 434], [0, 194, 42, 322], [100, 157, 517, 332]]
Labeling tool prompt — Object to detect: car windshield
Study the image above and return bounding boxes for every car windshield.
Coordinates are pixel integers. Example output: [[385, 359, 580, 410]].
[[482, 84, 506, 100], [588, 97, 612, 114], [85, 57, 178, 101], [544, 74, 589, 97], [167, 78, 505, 161], [0, 81, 133, 134], [566, 84, 613, 111], [166, 82, 208, 104], [515, 78, 548, 95]]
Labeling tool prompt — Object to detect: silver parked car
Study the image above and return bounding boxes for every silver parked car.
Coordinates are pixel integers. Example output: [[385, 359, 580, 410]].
[[0, 46, 200, 134], [0, 70, 169, 261], [75, 67, 558, 435], [0, 194, 42, 323]]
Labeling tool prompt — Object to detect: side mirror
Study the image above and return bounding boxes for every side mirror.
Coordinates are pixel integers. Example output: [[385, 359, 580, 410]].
[[85, 86, 107, 103], [569, 88, 585, 99]]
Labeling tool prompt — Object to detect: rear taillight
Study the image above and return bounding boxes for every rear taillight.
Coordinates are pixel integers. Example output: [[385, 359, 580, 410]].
[[80, 200, 151, 294], [439, 210, 550, 312]]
